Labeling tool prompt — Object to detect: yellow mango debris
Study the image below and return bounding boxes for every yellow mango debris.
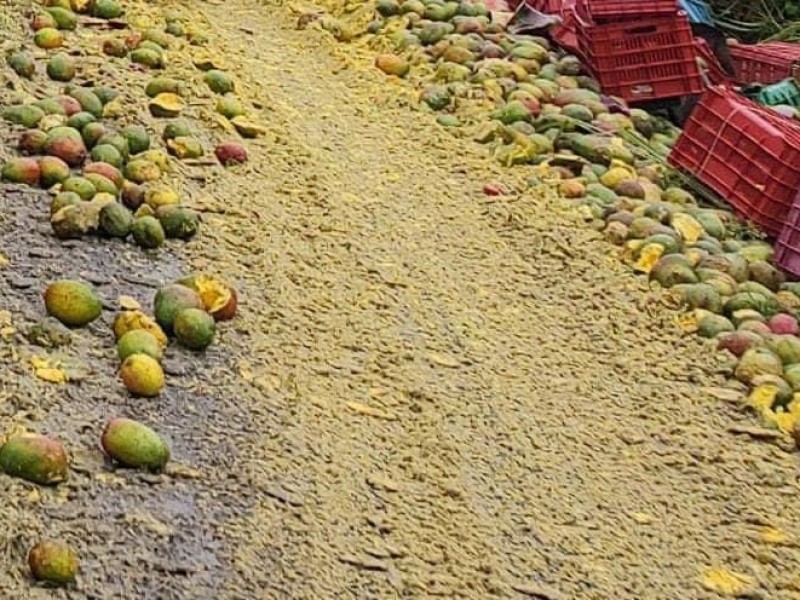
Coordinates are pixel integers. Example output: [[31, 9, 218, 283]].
[[700, 568, 754, 596], [672, 212, 704, 244]]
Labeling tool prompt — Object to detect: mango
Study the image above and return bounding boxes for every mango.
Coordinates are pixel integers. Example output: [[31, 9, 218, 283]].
[[0, 434, 68, 485], [112, 310, 168, 346], [214, 141, 248, 165], [124, 159, 161, 183], [375, 53, 410, 77], [8, 51, 36, 78], [148, 93, 185, 118], [47, 53, 76, 82], [3, 105, 45, 128], [130, 48, 164, 69], [92, 0, 121, 18], [174, 308, 216, 350], [154, 284, 203, 333], [83, 161, 122, 188], [44, 127, 87, 167], [39, 156, 71, 187], [119, 354, 165, 397], [117, 329, 163, 362], [28, 541, 79, 586], [44, 280, 102, 327], [101, 418, 170, 470], [203, 70, 234, 94], [145, 78, 185, 98], [157, 206, 200, 240], [45, 6, 77, 29], [18, 130, 48, 155], [34, 28, 64, 49], [131, 216, 165, 248], [177, 274, 238, 321], [2, 158, 41, 186], [62, 176, 96, 199]]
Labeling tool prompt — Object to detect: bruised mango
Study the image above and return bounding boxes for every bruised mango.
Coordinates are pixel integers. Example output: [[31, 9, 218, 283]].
[[101, 418, 170, 470], [0, 434, 68, 485], [112, 310, 167, 346], [124, 159, 161, 183], [177, 273, 238, 321], [148, 93, 185, 118], [2, 158, 41, 186], [99, 202, 133, 238], [214, 141, 247, 165], [28, 541, 79, 586], [166, 136, 204, 159]]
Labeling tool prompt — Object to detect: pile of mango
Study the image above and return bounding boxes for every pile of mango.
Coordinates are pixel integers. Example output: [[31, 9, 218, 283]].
[[2, 1, 257, 251], [307, 0, 800, 439], [0, 0, 252, 585]]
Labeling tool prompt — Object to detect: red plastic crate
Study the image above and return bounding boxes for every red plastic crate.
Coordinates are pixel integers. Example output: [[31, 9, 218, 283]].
[[694, 38, 733, 87], [669, 86, 800, 238], [775, 195, 800, 278], [730, 42, 800, 85], [525, 0, 562, 12], [574, 11, 703, 102], [578, 0, 677, 21]]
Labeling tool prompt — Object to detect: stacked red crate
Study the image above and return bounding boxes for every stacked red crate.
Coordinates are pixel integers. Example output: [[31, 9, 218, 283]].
[[729, 42, 800, 85], [570, 3, 703, 103], [578, 0, 677, 21], [694, 38, 733, 87], [669, 86, 800, 238]]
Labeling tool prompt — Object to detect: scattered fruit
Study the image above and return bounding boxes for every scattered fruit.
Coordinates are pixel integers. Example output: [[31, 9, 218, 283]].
[[148, 93, 185, 118], [34, 27, 64, 49], [43, 280, 102, 327], [99, 202, 133, 238], [117, 329, 164, 362], [154, 284, 204, 333], [119, 354, 165, 397], [177, 274, 238, 321], [174, 307, 216, 350], [131, 215, 165, 248], [8, 51, 36, 78], [39, 156, 71, 187], [0, 434, 68, 485], [101, 418, 170, 470], [203, 70, 234, 94], [28, 541, 79, 586], [2, 157, 41, 186], [215, 141, 248, 166]]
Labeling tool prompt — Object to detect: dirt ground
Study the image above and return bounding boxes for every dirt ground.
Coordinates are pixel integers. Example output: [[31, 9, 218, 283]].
[[1, 0, 800, 598]]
